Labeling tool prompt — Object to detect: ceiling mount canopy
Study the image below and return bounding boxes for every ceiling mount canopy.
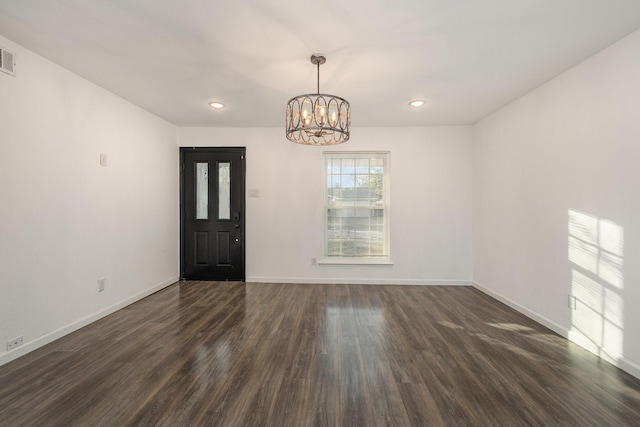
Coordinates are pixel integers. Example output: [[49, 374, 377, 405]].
[[286, 54, 350, 145]]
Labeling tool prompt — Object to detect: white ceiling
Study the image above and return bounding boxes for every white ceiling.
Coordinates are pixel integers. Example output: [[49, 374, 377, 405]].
[[1, 0, 640, 127]]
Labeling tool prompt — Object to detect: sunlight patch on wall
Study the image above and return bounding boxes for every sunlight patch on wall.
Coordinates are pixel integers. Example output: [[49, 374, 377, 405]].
[[568, 210, 624, 363]]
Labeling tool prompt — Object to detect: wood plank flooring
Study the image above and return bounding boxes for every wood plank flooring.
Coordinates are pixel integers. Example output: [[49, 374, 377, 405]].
[[1, 281, 640, 426]]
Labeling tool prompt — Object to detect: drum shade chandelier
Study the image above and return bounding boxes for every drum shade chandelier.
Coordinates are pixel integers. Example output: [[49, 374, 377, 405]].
[[286, 54, 350, 145]]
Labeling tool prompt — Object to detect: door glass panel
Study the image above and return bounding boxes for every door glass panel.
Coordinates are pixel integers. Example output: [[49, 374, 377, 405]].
[[218, 162, 231, 220], [196, 162, 209, 220]]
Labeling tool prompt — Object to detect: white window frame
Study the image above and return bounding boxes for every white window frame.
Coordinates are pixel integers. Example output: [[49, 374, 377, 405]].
[[321, 151, 392, 265]]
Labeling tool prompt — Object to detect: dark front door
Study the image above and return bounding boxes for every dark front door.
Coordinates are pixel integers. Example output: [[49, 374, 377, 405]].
[[181, 147, 245, 281]]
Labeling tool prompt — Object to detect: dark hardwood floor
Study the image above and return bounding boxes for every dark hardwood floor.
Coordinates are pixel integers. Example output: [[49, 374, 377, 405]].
[[1, 282, 639, 426]]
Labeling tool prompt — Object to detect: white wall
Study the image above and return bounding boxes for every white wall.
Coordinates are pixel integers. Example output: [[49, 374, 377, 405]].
[[0, 35, 180, 365], [179, 126, 473, 285], [473, 29, 640, 378]]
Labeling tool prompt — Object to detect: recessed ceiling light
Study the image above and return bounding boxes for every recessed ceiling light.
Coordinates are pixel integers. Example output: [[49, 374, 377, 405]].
[[409, 100, 425, 108], [208, 102, 225, 109]]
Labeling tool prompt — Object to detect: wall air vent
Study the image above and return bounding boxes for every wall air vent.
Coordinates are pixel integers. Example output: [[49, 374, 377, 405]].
[[0, 47, 16, 76]]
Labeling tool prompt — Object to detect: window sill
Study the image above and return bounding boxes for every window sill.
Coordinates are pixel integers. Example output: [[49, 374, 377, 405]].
[[317, 257, 394, 266]]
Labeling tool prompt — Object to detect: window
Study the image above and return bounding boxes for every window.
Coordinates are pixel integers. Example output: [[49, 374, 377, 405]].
[[324, 152, 390, 263]]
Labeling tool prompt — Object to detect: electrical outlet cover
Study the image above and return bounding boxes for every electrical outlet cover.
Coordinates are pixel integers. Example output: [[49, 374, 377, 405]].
[[7, 336, 23, 351]]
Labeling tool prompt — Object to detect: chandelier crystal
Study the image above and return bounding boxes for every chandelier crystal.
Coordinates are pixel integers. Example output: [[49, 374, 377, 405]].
[[286, 54, 350, 145]]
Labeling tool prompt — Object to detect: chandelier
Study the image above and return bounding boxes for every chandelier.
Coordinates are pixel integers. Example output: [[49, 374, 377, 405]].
[[286, 54, 350, 145]]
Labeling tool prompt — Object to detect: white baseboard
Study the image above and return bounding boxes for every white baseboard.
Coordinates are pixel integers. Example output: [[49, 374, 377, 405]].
[[0, 276, 179, 367], [472, 281, 568, 338], [472, 280, 640, 380], [246, 276, 471, 286], [619, 357, 640, 379]]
